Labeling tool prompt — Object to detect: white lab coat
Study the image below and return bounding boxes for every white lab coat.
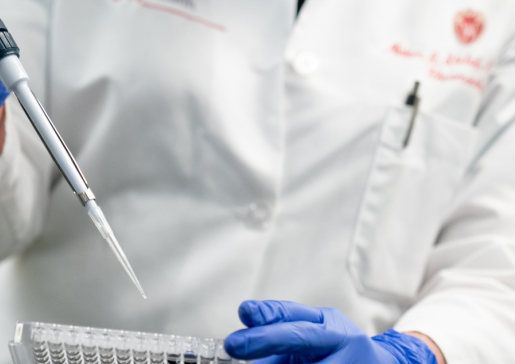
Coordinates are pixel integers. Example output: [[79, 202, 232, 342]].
[[1, 0, 515, 363]]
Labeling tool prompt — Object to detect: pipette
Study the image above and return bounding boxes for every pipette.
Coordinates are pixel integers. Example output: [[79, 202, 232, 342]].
[[0, 19, 146, 299]]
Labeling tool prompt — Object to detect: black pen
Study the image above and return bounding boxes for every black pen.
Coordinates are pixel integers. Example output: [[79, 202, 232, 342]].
[[403, 81, 421, 148]]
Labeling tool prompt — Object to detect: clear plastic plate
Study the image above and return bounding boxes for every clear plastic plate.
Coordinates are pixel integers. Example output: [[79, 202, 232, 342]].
[[8, 322, 244, 364]]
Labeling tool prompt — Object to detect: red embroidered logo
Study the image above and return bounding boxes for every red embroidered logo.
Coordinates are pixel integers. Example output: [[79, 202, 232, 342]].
[[455, 10, 485, 44]]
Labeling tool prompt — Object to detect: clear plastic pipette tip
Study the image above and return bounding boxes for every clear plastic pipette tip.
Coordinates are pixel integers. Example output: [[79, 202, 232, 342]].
[[87, 203, 147, 299]]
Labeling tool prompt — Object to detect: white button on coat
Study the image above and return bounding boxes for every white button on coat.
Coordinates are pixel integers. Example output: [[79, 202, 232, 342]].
[[291, 51, 320, 76], [236, 201, 274, 230]]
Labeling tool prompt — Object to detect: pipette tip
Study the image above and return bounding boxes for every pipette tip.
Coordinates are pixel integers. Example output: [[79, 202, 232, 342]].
[[135, 281, 147, 299], [87, 203, 147, 299], [120, 255, 147, 299]]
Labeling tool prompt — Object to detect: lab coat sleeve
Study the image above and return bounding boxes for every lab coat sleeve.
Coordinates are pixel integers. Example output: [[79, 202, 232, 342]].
[[0, 0, 53, 260], [394, 38, 515, 364]]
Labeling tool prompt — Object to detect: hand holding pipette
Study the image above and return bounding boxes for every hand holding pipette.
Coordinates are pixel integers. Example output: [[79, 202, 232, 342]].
[[0, 19, 146, 299]]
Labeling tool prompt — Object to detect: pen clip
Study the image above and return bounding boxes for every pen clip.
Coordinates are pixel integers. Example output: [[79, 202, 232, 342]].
[[403, 81, 420, 148]]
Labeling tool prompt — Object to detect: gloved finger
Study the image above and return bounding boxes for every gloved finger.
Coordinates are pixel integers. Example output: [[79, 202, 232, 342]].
[[225, 321, 337, 360], [252, 355, 290, 364], [238, 300, 323, 328]]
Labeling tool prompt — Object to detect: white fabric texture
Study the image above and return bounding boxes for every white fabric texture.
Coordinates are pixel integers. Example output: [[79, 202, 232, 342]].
[[0, 1, 515, 363]]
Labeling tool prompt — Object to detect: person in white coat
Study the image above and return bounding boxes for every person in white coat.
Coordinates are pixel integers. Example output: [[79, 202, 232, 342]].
[[1, 0, 515, 363]]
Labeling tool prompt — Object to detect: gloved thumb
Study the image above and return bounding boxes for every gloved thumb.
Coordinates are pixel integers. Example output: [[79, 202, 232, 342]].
[[225, 320, 338, 360], [238, 300, 322, 328]]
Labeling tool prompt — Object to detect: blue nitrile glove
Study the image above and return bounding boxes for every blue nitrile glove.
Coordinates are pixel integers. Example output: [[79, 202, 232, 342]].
[[225, 301, 437, 364], [0, 81, 9, 107]]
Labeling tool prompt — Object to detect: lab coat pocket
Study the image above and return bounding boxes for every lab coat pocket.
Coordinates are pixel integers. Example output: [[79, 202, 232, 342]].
[[348, 106, 477, 300]]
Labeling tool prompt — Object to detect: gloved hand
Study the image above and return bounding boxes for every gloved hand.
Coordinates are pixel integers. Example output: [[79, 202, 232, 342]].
[[0, 80, 9, 107], [225, 300, 437, 364]]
